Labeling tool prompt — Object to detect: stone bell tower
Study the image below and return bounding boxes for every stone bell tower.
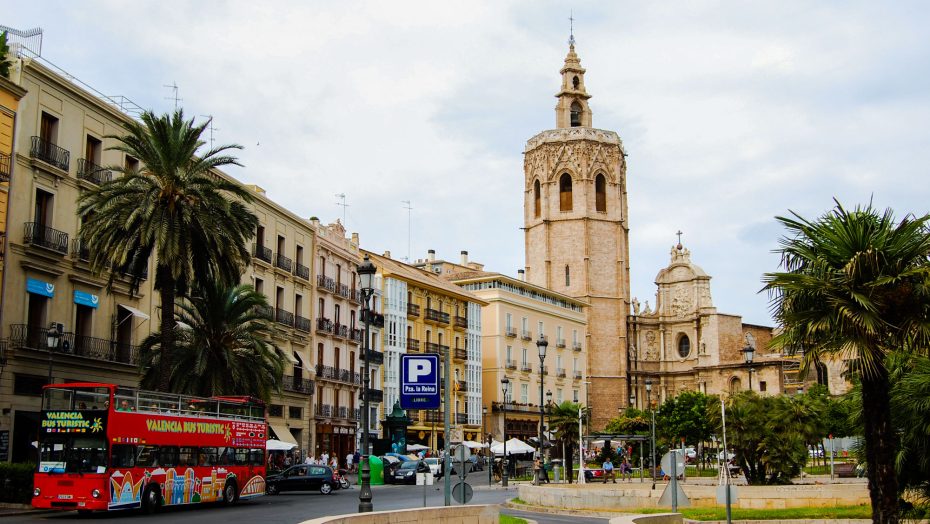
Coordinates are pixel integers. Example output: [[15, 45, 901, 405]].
[[523, 41, 631, 430]]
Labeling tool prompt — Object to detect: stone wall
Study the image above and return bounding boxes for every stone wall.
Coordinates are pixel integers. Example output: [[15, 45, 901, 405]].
[[300, 504, 499, 524]]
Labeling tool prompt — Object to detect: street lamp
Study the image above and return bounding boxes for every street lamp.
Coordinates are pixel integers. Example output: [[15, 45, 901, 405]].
[[501, 377, 510, 487], [645, 377, 656, 486], [536, 334, 548, 486], [46, 322, 62, 387], [483, 406, 491, 486], [356, 255, 376, 513], [742, 344, 755, 391], [545, 389, 553, 469]]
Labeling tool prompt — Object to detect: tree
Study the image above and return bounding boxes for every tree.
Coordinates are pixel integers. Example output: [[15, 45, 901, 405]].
[[139, 281, 285, 402], [549, 401, 588, 483], [78, 110, 258, 390], [763, 201, 930, 523], [0, 32, 11, 78], [604, 407, 650, 434], [656, 391, 714, 450]]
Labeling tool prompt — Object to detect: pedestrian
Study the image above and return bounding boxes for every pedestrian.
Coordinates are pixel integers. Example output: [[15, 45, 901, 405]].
[[602, 457, 615, 483], [304, 455, 313, 465], [354, 450, 361, 470], [330, 456, 338, 470], [542, 458, 550, 484], [533, 457, 542, 485], [346, 451, 354, 473], [284, 454, 292, 467], [321, 450, 329, 466]]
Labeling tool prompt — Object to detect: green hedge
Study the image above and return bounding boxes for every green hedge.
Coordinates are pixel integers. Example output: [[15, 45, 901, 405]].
[[0, 463, 35, 503]]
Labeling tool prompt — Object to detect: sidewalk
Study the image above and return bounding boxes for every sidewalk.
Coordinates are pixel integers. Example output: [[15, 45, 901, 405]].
[[0, 503, 54, 518]]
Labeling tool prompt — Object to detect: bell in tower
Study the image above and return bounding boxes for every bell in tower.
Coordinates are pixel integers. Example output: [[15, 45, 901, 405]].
[[555, 42, 592, 128]]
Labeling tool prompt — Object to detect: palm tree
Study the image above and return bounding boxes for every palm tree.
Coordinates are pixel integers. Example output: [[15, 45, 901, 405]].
[[139, 281, 285, 402], [763, 201, 930, 523], [78, 110, 258, 390], [549, 401, 588, 482]]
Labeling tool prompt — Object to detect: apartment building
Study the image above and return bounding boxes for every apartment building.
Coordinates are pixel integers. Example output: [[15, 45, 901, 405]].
[[413, 251, 588, 443], [370, 250, 485, 450]]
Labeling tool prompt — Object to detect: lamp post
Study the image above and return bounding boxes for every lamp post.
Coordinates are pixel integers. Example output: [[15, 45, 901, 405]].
[[645, 377, 655, 487], [742, 344, 755, 391], [483, 406, 491, 486], [46, 322, 61, 387], [536, 335, 548, 486], [356, 255, 376, 513], [501, 377, 510, 487]]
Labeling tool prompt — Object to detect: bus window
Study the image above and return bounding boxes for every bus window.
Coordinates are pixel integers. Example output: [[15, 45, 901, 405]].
[[160, 446, 179, 467], [199, 447, 217, 466], [249, 449, 265, 466], [137, 445, 159, 467], [43, 388, 73, 410], [179, 447, 196, 466], [110, 445, 136, 468], [74, 388, 109, 410], [235, 448, 249, 466], [217, 447, 234, 466]]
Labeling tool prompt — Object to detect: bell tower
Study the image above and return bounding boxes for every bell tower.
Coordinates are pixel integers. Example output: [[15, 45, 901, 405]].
[[523, 41, 631, 430]]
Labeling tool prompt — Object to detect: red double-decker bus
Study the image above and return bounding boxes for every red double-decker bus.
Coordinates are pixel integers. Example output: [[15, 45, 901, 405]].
[[32, 382, 268, 514]]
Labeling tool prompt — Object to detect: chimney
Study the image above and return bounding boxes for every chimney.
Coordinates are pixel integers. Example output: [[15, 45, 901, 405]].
[[460, 250, 468, 266], [428, 249, 435, 262], [517, 269, 525, 281], [351, 232, 359, 245], [383, 250, 391, 259]]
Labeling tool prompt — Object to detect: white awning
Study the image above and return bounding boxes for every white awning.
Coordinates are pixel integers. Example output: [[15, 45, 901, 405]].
[[268, 423, 299, 446], [119, 304, 150, 321], [277, 349, 299, 365], [292, 351, 304, 367]]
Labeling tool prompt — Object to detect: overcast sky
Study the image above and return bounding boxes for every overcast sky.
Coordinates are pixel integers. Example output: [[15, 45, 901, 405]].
[[5, 1, 930, 325]]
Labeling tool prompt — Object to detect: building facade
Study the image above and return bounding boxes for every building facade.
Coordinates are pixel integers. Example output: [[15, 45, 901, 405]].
[[523, 43, 631, 429]]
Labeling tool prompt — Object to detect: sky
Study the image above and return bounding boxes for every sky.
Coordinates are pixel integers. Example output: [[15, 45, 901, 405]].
[[4, 1, 930, 325]]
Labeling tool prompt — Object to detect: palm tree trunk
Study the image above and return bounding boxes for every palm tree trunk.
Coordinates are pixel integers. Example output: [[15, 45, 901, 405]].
[[861, 365, 899, 524], [157, 265, 176, 392]]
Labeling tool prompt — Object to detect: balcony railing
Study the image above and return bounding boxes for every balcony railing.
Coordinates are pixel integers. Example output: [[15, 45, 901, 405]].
[[338, 406, 349, 419], [505, 359, 517, 370], [283, 374, 314, 394], [573, 341, 582, 352], [275, 308, 294, 327], [0, 152, 12, 182], [425, 411, 445, 423], [407, 338, 420, 352], [316, 317, 333, 334], [9, 324, 138, 365], [455, 413, 468, 425], [425, 308, 449, 324], [521, 330, 532, 341], [254, 305, 273, 321], [317, 404, 333, 418], [407, 303, 420, 317], [361, 310, 384, 328], [350, 328, 362, 344], [252, 244, 272, 263], [505, 327, 517, 337], [317, 275, 336, 292], [425, 342, 449, 356], [556, 367, 566, 378], [333, 323, 348, 338], [24, 222, 68, 254], [77, 158, 112, 185], [349, 289, 361, 303], [366, 389, 384, 403], [521, 363, 532, 373], [492, 401, 541, 414], [336, 283, 350, 299], [453, 348, 467, 361], [455, 380, 467, 391], [315, 365, 362, 385], [361, 349, 384, 366], [295, 315, 311, 333], [454, 316, 467, 329], [574, 370, 583, 380], [71, 238, 90, 262], [30, 136, 70, 171], [557, 339, 566, 348], [274, 253, 292, 272], [294, 262, 310, 280]]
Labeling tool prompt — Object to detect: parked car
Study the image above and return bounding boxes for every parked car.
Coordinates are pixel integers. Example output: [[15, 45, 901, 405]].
[[424, 457, 441, 476], [381, 455, 403, 484], [684, 446, 697, 459], [266, 464, 340, 495], [392, 460, 431, 484], [717, 450, 735, 461]]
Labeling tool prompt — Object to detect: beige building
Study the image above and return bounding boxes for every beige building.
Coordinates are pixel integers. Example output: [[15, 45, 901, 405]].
[[522, 43, 630, 429]]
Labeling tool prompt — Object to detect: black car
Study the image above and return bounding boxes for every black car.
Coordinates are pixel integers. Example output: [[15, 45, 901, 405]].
[[266, 464, 340, 495], [392, 460, 430, 484]]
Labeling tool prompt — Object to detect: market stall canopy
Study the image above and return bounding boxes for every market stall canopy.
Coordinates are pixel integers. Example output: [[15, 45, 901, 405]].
[[407, 443, 428, 451], [490, 438, 535, 455], [462, 440, 488, 449], [266, 439, 297, 451]]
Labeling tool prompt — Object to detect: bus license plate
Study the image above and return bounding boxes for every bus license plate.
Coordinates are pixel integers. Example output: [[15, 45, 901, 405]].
[[58, 494, 73, 499]]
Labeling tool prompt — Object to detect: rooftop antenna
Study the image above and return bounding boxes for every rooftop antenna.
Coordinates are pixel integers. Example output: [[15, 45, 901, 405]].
[[335, 193, 349, 226], [568, 11, 576, 47], [201, 115, 218, 148], [401, 200, 413, 262], [164, 82, 182, 110]]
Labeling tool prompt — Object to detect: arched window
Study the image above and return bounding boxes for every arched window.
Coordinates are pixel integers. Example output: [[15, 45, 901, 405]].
[[559, 173, 573, 211], [570, 101, 582, 127], [816, 361, 828, 386], [729, 377, 742, 395], [677, 334, 691, 358], [565, 265, 570, 287], [572, 76, 580, 89], [533, 179, 541, 217], [595, 174, 607, 212]]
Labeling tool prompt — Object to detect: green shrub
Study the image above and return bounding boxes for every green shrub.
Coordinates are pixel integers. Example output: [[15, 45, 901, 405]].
[[0, 462, 35, 503]]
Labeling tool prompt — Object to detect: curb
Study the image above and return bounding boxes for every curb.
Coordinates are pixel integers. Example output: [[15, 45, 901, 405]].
[[504, 498, 634, 519]]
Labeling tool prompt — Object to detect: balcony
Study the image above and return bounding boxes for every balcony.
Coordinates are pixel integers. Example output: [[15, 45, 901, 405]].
[[9, 324, 138, 365], [406, 338, 420, 352], [24, 222, 68, 254], [294, 262, 310, 281], [274, 253, 292, 272], [520, 363, 532, 373], [317, 275, 336, 293], [77, 159, 112, 185], [366, 389, 384, 404], [455, 413, 468, 425], [255, 305, 274, 321], [407, 303, 420, 317], [505, 359, 517, 370], [336, 283, 350, 299], [453, 348, 467, 361], [505, 327, 517, 338], [295, 315, 311, 333], [252, 244, 272, 264], [361, 349, 384, 366], [0, 152, 10, 182], [361, 310, 384, 328], [556, 339, 566, 348], [317, 404, 333, 418], [30, 136, 70, 171], [71, 238, 90, 262], [338, 406, 350, 420], [574, 370, 583, 380], [425, 342, 449, 356], [492, 401, 541, 414], [455, 380, 466, 391], [283, 374, 314, 394], [521, 330, 532, 341], [556, 367, 567, 378], [454, 316, 467, 329], [425, 308, 449, 324], [316, 317, 333, 334], [275, 308, 294, 327], [333, 323, 348, 338], [573, 341, 582, 352], [425, 411, 445, 423], [349, 328, 362, 344]]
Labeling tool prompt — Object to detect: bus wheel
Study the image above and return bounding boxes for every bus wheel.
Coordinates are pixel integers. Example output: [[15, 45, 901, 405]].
[[142, 485, 162, 514], [223, 481, 238, 505]]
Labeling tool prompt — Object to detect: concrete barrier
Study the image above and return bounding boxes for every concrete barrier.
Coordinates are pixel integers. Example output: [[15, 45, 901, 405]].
[[519, 483, 870, 511], [609, 513, 683, 524], [299, 504, 499, 524]]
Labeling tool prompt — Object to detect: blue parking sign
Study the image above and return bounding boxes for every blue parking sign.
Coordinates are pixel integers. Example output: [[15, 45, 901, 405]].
[[400, 354, 440, 410]]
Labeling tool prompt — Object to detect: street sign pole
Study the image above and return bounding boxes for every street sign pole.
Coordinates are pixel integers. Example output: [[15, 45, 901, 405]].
[[443, 349, 452, 506]]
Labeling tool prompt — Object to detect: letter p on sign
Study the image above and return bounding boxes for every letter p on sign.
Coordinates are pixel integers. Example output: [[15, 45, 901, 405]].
[[408, 358, 432, 381]]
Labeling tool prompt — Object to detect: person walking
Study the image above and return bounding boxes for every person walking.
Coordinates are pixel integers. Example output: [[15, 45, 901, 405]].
[[602, 457, 615, 483], [533, 457, 542, 485], [346, 451, 354, 473]]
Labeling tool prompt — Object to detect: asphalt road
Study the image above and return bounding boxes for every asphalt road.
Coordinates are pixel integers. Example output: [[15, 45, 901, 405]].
[[8, 482, 602, 524]]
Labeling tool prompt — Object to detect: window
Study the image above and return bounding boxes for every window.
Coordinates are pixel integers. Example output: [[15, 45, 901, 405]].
[[565, 265, 570, 287], [254, 277, 264, 295], [255, 226, 265, 248], [268, 404, 283, 418], [570, 101, 582, 127], [521, 348, 527, 366], [520, 383, 528, 404], [538, 321, 544, 337], [533, 179, 541, 217], [573, 329, 578, 344], [74, 303, 94, 349], [289, 406, 303, 419], [318, 297, 325, 318], [505, 313, 512, 330], [34, 189, 53, 226], [816, 362, 828, 386], [521, 317, 528, 332], [319, 256, 326, 276], [573, 357, 578, 373], [506, 346, 512, 363], [275, 286, 285, 310], [124, 155, 139, 173], [317, 343, 324, 366], [296, 245, 304, 265], [573, 390, 579, 402], [559, 173, 572, 211], [557, 326, 563, 343], [40, 112, 59, 144], [26, 292, 49, 338], [277, 235, 286, 257], [759, 381, 767, 392], [84, 135, 102, 164], [572, 76, 580, 89], [595, 174, 607, 212], [557, 389, 563, 403], [14, 374, 46, 396], [556, 355, 562, 369], [335, 304, 341, 325], [295, 294, 303, 317], [677, 334, 691, 358]]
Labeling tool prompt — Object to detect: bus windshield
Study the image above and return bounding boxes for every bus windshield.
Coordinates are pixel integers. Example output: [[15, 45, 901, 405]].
[[39, 435, 108, 474]]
